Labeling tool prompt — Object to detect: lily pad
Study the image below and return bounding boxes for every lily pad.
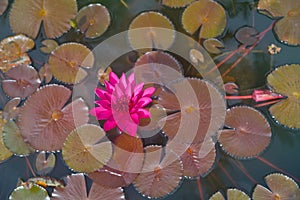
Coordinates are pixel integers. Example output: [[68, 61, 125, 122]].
[[52, 173, 125, 200], [2, 97, 21, 120], [48, 43, 94, 84], [35, 152, 56, 175], [62, 124, 112, 173], [40, 39, 58, 54], [182, 0, 227, 39], [0, 113, 13, 161], [88, 133, 144, 188], [128, 11, 175, 52], [9, 184, 50, 200], [75, 3, 111, 39], [253, 173, 300, 200], [258, 0, 300, 45], [2, 64, 41, 98], [9, 0, 77, 39], [39, 64, 53, 84], [203, 38, 225, 54], [235, 26, 258, 46], [267, 64, 300, 129], [161, 0, 195, 8], [0, 0, 8, 15], [133, 146, 183, 199], [210, 189, 250, 200], [218, 106, 271, 159], [19, 84, 89, 151], [2, 120, 33, 156]]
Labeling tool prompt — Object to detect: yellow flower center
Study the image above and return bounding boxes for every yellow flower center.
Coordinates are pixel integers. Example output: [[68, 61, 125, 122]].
[[51, 110, 63, 121], [185, 106, 195, 114], [39, 9, 47, 18]]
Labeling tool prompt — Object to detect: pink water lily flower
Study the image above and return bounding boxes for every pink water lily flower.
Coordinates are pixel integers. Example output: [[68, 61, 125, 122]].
[[90, 71, 155, 136]]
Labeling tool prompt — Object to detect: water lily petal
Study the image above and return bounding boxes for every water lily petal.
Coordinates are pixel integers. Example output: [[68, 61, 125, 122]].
[[98, 99, 111, 109], [142, 87, 156, 97], [104, 81, 115, 93], [104, 118, 117, 131], [137, 109, 151, 118], [130, 113, 140, 124], [95, 88, 111, 100], [109, 71, 119, 86], [91, 107, 112, 120], [136, 97, 152, 108]]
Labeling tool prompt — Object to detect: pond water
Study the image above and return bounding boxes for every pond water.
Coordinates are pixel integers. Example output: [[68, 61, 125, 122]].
[[0, 0, 300, 199]]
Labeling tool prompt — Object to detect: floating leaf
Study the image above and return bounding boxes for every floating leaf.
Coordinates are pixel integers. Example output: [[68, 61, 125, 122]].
[[75, 3, 111, 39], [48, 43, 94, 84], [0, 113, 13, 161], [258, 0, 300, 45], [0, 0, 8, 15], [19, 84, 89, 151], [182, 0, 226, 39], [267, 64, 300, 129], [203, 38, 224, 54], [35, 152, 56, 175], [0, 35, 33, 72], [52, 173, 125, 200], [39, 64, 53, 84], [3, 97, 21, 120], [177, 138, 216, 178], [62, 124, 112, 173], [190, 49, 204, 64], [2, 64, 41, 98], [9, 184, 50, 200], [210, 189, 250, 200], [2, 120, 33, 156], [162, 0, 195, 8], [253, 173, 300, 200], [128, 11, 175, 52], [9, 0, 77, 39], [235, 26, 258, 46], [97, 66, 112, 84], [133, 146, 183, 198], [157, 78, 226, 143], [89, 133, 144, 188], [0, 34, 34, 53], [134, 51, 183, 87], [40, 39, 58, 54], [218, 106, 271, 159]]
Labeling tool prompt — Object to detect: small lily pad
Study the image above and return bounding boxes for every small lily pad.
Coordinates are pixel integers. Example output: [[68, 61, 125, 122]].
[[35, 152, 56, 175], [9, 184, 50, 200], [161, 0, 195, 8], [0, 113, 13, 161], [40, 39, 58, 54], [182, 0, 227, 39], [128, 11, 175, 52], [62, 124, 112, 173], [75, 3, 111, 39], [0, 0, 8, 15], [48, 43, 94, 84], [203, 38, 224, 54], [235, 26, 258, 46], [2, 120, 33, 156]]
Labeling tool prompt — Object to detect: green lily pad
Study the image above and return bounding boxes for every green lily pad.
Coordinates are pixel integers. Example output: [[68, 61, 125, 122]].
[[0, 113, 13, 162], [203, 38, 224, 54], [258, 0, 300, 45], [35, 152, 56, 175], [162, 0, 195, 8], [209, 189, 250, 200], [9, 184, 50, 200], [182, 0, 227, 39], [75, 3, 111, 39], [267, 64, 300, 129], [62, 124, 112, 173], [128, 11, 175, 52], [2, 120, 33, 156]]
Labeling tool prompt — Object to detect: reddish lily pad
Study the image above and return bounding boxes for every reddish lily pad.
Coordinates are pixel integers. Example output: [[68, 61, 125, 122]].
[[2, 64, 41, 98], [52, 174, 125, 200], [40, 39, 58, 54], [267, 64, 300, 129], [235, 26, 258, 46], [48, 43, 94, 84], [19, 84, 89, 151], [128, 11, 175, 52], [2, 97, 21, 120], [75, 3, 111, 39], [218, 106, 271, 159], [9, 0, 77, 39], [182, 0, 227, 39], [62, 124, 112, 173], [88, 133, 144, 188], [133, 146, 183, 198]]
